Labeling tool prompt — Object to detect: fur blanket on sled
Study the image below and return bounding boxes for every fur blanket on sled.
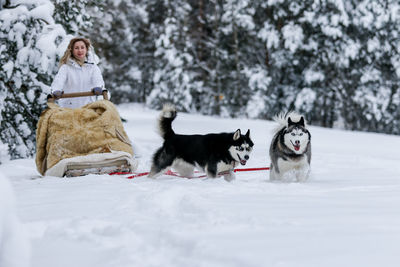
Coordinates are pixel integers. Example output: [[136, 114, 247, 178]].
[[36, 100, 134, 175]]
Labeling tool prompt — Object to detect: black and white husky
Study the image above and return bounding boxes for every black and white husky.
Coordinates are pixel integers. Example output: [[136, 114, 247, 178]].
[[269, 112, 311, 182], [148, 104, 254, 181]]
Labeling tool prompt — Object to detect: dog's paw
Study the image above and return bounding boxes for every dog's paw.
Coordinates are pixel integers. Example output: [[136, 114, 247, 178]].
[[295, 167, 310, 182], [206, 172, 217, 179], [223, 173, 236, 182], [147, 169, 160, 179]]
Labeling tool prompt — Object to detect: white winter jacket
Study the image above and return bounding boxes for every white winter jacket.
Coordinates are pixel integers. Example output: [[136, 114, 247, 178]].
[[51, 58, 105, 108]]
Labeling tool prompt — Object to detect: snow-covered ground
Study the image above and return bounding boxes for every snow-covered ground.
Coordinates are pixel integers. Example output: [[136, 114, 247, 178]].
[[1, 103, 400, 267]]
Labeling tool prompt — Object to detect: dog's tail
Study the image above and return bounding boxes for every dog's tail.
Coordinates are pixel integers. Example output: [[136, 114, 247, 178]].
[[272, 111, 305, 133], [158, 104, 177, 139]]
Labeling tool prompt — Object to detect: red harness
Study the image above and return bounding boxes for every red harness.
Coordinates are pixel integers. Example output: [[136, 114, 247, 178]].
[[109, 167, 270, 179]]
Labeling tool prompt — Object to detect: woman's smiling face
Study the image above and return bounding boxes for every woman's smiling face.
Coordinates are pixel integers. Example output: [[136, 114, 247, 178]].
[[72, 41, 87, 61]]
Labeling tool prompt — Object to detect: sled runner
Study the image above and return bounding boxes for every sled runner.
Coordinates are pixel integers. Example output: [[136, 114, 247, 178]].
[[35, 90, 138, 177]]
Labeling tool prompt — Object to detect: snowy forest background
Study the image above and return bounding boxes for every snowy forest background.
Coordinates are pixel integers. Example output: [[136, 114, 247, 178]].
[[1, 0, 400, 162]]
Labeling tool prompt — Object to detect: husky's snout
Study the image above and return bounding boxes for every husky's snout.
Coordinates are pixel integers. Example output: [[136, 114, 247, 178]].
[[241, 155, 250, 165], [237, 154, 249, 165], [290, 140, 301, 151]]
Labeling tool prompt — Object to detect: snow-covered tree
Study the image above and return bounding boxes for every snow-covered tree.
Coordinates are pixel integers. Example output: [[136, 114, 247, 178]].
[[344, 0, 400, 134], [146, 0, 199, 112], [0, 0, 71, 160], [88, 0, 150, 104], [210, 0, 257, 117], [247, 0, 313, 120], [125, 0, 400, 133], [295, 0, 350, 128], [246, 0, 400, 134], [52, 0, 93, 35]]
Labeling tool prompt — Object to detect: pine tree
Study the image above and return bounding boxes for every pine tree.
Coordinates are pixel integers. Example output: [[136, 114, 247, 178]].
[[53, 0, 93, 35], [0, 1, 70, 160], [248, 0, 314, 120], [88, 0, 152, 104], [216, 0, 259, 117], [342, 0, 400, 134], [146, 0, 198, 112], [295, 0, 350, 128]]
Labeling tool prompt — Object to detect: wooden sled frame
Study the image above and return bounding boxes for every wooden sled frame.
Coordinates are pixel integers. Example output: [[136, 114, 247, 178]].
[[47, 89, 109, 103]]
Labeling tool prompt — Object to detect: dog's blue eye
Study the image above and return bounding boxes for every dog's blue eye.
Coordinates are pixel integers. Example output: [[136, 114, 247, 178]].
[[300, 133, 303, 136], [237, 147, 244, 151], [291, 133, 295, 136]]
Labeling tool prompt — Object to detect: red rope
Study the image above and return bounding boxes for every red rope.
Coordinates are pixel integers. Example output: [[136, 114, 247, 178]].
[[110, 166, 269, 179], [127, 172, 149, 179], [234, 167, 269, 172]]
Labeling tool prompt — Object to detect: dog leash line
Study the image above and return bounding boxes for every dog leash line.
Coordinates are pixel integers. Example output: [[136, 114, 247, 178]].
[[234, 167, 270, 172], [110, 167, 270, 179]]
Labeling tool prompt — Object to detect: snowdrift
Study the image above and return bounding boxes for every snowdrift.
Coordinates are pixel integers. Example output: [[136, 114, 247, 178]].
[[35, 100, 138, 177], [0, 173, 30, 267]]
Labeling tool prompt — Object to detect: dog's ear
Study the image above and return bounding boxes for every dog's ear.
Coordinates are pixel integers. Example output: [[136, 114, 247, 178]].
[[298, 116, 305, 126], [245, 129, 250, 138], [233, 129, 241, 140], [288, 117, 294, 126]]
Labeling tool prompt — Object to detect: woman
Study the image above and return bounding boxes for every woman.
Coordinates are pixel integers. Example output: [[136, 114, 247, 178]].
[[51, 37, 105, 108]]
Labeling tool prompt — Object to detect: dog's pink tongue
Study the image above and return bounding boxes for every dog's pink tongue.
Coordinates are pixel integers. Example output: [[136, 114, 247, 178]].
[[240, 159, 247, 165], [294, 145, 300, 151]]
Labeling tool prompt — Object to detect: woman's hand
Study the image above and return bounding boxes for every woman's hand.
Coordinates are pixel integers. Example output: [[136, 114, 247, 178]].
[[92, 87, 103, 95], [53, 90, 63, 99]]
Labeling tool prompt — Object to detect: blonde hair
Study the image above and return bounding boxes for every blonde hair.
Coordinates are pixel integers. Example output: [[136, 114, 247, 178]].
[[59, 37, 91, 67]]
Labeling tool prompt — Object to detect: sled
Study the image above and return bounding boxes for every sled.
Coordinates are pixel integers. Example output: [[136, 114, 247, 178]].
[[35, 90, 138, 177]]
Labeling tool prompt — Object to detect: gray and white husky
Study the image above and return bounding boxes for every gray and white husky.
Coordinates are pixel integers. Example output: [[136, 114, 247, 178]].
[[269, 112, 311, 182]]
